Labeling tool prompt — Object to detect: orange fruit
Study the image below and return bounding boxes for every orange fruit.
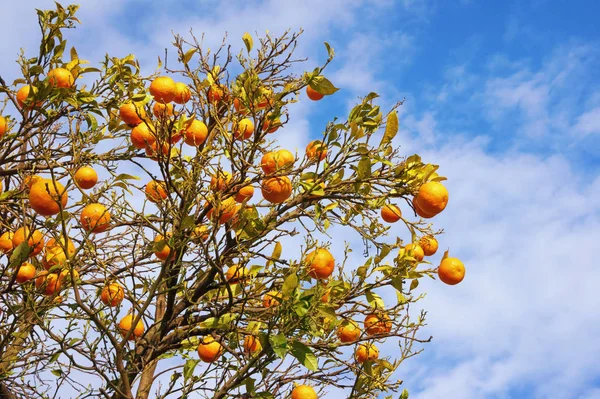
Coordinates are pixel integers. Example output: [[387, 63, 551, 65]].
[[261, 176, 292, 204], [210, 171, 232, 192], [355, 342, 379, 363], [43, 237, 76, 269], [16, 85, 42, 109], [197, 336, 224, 362], [412, 196, 436, 218], [35, 271, 62, 296], [100, 282, 125, 307], [29, 179, 68, 216], [233, 97, 248, 114], [24, 175, 43, 189], [169, 128, 183, 144], [58, 268, 79, 283], [234, 118, 254, 140], [263, 290, 282, 308], [47, 68, 74, 88], [256, 87, 274, 109], [243, 335, 262, 355], [262, 114, 281, 133], [192, 225, 209, 242], [419, 235, 438, 256], [306, 140, 327, 162], [235, 184, 254, 203], [381, 204, 402, 223], [149, 76, 176, 103], [413, 181, 449, 218], [173, 82, 192, 104], [291, 385, 317, 399], [0, 115, 7, 138], [183, 119, 208, 146], [118, 314, 145, 340], [0, 232, 14, 254], [261, 150, 295, 175], [405, 243, 424, 262], [119, 102, 146, 127], [438, 257, 465, 285], [306, 86, 324, 101], [80, 203, 111, 233], [207, 85, 226, 103], [364, 313, 392, 336], [305, 248, 335, 280], [130, 123, 156, 150], [16, 262, 36, 283], [206, 197, 238, 224], [225, 264, 248, 283], [152, 102, 174, 118], [12, 227, 45, 256], [74, 166, 98, 189], [336, 320, 361, 343], [145, 180, 168, 203], [145, 141, 171, 161], [154, 233, 173, 261]]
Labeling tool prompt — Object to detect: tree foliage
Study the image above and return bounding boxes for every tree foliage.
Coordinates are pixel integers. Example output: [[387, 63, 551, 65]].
[[0, 3, 464, 399]]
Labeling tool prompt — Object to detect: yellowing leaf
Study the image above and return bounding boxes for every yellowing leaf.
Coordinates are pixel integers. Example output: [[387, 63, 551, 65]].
[[380, 110, 398, 148], [309, 75, 339, 95], [242, 32, 254, 53]]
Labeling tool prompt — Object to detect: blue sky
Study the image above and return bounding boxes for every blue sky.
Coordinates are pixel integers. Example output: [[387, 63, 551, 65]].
[[1, 1, 599, 398]]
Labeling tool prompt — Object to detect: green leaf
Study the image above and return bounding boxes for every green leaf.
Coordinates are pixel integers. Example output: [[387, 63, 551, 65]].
[[366, 290, 385, 309], [242, 32, 254, 53], [400, 388, 410, 399], [115, 173, 140, 181], [308, 75, 339, 95], [70, 46, 78, 61], [198, 313, 238, 329], [183, 48, 197, 64], [409, 279, 419, 291], [51, 369, 63, 377], [282, 274, 299, 297], [269, 334, 288, 358], [183, 359, 198, 381], [270, 242, 282, 262], [290, 341, 318, 371], [357, 157, 371, 181], [324, 42, 335, 60], [10, 242, 31, 266]]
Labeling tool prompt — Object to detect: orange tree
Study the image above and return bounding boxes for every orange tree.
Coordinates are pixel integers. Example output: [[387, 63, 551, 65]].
[[0, 3, 466, 399]]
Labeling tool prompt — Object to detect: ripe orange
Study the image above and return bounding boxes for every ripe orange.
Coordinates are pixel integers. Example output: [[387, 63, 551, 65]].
[[47, 68, 74, 88], [364, 313, 392, 336], [197, 336, 224, 362], [152, 102, 174, 118], [261, 150, 295, 175], [145, 141, 171, 161], [262, 114, 281, 133], [413, 181, 449, 218], [225, 264, 248, 283], [305, 248, 335, 280], [355, 342, 379, 363], [119, 102, 146, 127], [183, 119, 208, 146], [243, 335, 262, 354], [130, 123, 156, 150], [306, 86, 324, 101], [336, 320, 361, 343], [154, 234, 173, 261], [261, 176, 292, 204], [263, 290, 282, 308], [16, 85, 42, 109], [256, 87, 274, 109], [29, 179, 68, 216], [419, 235, 438, 256], [169, 128, 183, 144], [58, 268, 79, 283], [149, 76, 176, 103], [235, 184, 254, 203], [16, 262, 36, 283], [24, 175, 43, 189], [234, 118, 254, 140], [100, 282, 125, 307], [291, 385, 317, 399], [80, 203, 111, 233], [145, 180, 168, 203], [206, 197, 238, 224], [12, 227, 45, 256], [0, 232, 14, 253], [381, 204, 402, 223], [74, 166, 98, 189], [207, 85, 226, 103], [233, 97, 248, 114], [118, 314, 145, 340], [35, 271, 62, 296], [44, 237, 76, 269], [306, 140, 327, 162], [210, 171, 232, 192], [438, 257, 465, 285], [0, 115, 7, 137], [173, 82, 192, 104], [405, 243, 424, 262]]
